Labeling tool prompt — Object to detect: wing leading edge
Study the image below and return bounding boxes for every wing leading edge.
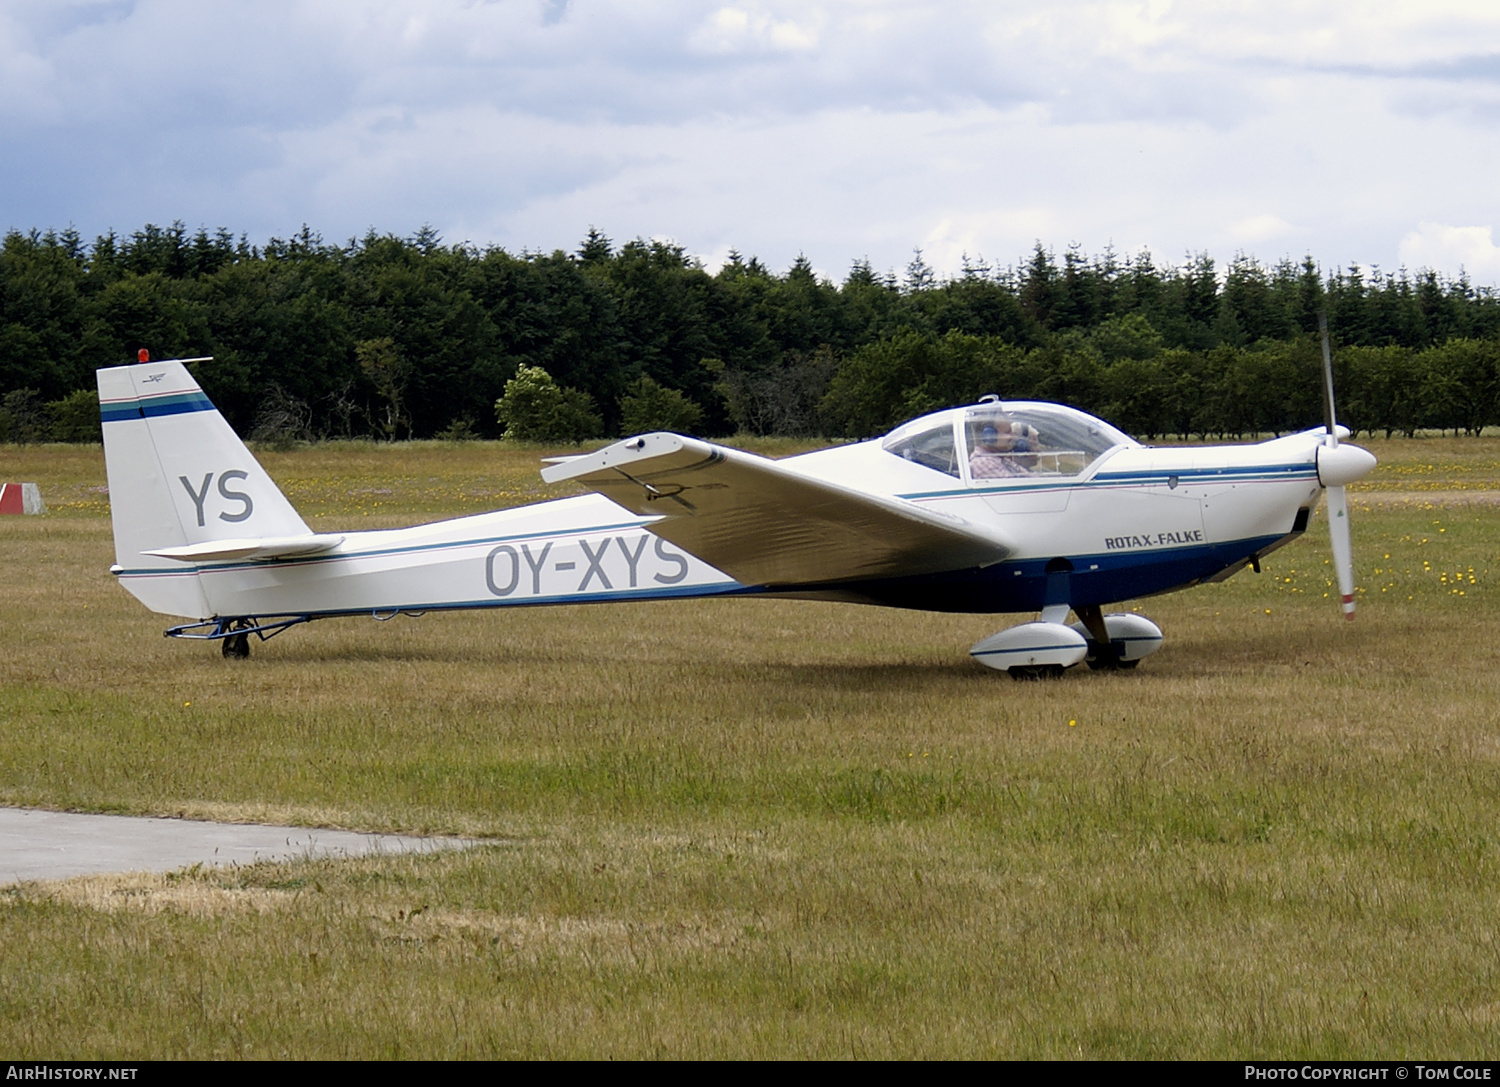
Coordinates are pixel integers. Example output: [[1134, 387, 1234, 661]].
[[542, 433, 1011, 586]]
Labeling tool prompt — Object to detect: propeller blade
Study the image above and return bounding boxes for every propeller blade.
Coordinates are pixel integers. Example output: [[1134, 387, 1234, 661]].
[[1326, 483, 1356, 620], [1318, 311, 1338, 446], [1319, 311, 1356, 620]]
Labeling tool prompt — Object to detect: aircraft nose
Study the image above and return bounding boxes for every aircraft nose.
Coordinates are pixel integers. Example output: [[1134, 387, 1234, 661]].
[[1316, 443, 1377, 488]]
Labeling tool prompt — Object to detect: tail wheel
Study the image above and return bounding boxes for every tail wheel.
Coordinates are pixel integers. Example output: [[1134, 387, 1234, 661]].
[[221, 619, 252, 659]]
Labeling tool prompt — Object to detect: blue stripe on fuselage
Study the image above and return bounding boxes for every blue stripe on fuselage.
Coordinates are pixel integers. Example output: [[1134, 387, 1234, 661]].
[[897, 463, 1316, 502]]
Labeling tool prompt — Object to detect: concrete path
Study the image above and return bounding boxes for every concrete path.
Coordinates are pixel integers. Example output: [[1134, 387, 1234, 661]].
[[0, 807, 474, 884]]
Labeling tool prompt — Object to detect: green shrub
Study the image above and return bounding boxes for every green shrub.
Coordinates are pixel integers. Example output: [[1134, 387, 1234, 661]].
[[619, 375, 703, 435], [495, 364, 603, 442]]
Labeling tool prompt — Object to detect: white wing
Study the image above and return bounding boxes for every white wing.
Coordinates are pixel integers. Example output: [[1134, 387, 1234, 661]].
[[542, 434, 1009, 586]]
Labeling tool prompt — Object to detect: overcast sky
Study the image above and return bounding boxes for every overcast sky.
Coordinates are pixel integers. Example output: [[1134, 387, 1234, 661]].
[[5, 0, 1500, 284]]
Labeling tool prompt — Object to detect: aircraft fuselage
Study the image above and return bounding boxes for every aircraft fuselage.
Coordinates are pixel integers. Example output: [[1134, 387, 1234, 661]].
[[114, 430, 1323, 622]]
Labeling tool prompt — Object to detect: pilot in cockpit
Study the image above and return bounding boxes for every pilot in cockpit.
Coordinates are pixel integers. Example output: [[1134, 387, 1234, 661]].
[[969, 420, 1040, 479]]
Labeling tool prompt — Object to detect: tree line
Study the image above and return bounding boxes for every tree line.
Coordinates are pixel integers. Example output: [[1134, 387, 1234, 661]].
[[2, 221, 1498, 444]]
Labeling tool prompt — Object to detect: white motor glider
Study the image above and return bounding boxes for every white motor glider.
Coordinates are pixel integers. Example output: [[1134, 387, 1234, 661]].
[[97, 337, 1375, 677]]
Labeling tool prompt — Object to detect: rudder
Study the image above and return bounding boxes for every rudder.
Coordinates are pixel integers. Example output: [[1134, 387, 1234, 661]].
[[98, 358, 310, 618]]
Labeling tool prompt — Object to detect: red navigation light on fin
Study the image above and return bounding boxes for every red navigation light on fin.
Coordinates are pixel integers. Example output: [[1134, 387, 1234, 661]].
[[137, 349, 149, 362]]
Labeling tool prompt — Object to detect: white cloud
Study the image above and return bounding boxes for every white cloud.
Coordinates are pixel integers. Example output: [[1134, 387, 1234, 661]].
[[1398, 222, 1500, 280], [5, 1, 1500, 283], [690, 7, 821, 54], [1226, 215, 1295, 245], [921, 210, 1059, 278]]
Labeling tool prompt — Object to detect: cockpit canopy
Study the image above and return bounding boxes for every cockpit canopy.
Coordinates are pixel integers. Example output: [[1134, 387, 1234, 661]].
[[881, 401, 1137, 482]]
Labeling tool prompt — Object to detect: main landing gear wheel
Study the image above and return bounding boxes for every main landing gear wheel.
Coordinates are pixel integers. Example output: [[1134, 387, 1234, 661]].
[[221, 620, 251, 660], [1071, 606, 1160, 672], [1082, 633, 1138, 671], [972, 613, 1162, 678]]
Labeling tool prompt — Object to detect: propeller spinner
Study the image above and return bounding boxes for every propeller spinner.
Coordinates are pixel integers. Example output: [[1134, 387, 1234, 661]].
[[1315, 312, 1377, 620]]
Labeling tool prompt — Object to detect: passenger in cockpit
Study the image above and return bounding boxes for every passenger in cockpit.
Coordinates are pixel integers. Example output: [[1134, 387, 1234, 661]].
[[969, 421, 1039, 479]]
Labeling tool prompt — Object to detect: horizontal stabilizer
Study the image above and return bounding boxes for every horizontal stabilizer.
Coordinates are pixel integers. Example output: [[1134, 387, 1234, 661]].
[[542, 433, 1010, 586], [142, 534, 345, 563]]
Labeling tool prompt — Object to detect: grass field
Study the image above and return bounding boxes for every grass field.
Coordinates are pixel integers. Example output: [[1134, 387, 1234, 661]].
[[1, 436, 1497, 1058]]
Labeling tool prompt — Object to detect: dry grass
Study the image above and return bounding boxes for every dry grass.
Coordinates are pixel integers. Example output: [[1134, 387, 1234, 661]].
[[0, 437, 1498, 1057]]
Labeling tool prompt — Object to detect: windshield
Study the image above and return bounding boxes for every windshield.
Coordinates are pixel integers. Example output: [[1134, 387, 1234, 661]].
[[882, 402, 1135, 482], [963, 403, 1135, 480], [881, 419, 959, 477]]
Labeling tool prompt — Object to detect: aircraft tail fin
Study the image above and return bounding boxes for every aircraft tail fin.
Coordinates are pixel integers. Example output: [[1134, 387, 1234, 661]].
[[98, 358, 312, 618]]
